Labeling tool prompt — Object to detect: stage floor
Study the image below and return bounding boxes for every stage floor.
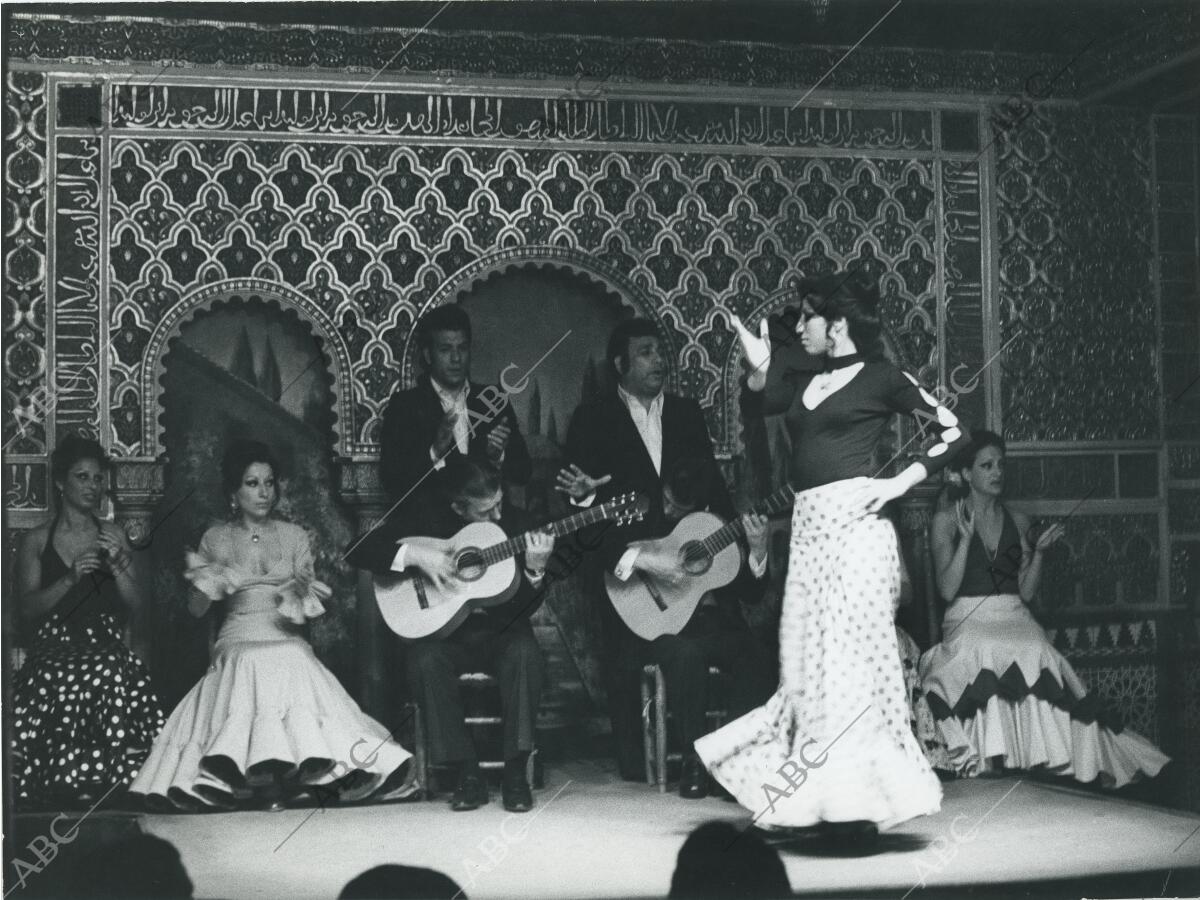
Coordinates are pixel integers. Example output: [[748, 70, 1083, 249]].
[[127, 761, 1200, 899]]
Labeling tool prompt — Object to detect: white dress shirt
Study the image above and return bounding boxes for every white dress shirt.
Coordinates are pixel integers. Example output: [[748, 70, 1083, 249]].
[[429, 378, 470, 470], [572, 386, 665, 510], [618, 384, 664, 475]]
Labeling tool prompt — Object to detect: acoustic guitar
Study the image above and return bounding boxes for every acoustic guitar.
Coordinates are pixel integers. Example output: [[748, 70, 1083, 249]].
[[605, 485, 795, 640], [375, 492, 647, 640]]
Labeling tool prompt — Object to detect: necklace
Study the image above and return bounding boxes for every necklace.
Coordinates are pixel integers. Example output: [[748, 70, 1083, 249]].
[[243, 521, 271, 543]]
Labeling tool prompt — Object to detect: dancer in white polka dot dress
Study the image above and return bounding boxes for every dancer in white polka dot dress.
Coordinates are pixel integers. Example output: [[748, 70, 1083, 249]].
[[12, 435, 164, 807], [699, 272, 970, 836]]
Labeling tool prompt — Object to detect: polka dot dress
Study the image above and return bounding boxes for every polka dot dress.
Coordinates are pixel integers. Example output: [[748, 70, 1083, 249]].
[[694, 478, 942, 830], [12, 610, 164, 806], [12, 521, 164, 807]]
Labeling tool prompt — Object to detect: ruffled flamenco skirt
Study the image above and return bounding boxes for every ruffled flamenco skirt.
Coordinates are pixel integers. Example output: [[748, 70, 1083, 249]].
[[919, 594, 1169, 788], [695, 478, 942, 831], [129, 626, 415, 811]]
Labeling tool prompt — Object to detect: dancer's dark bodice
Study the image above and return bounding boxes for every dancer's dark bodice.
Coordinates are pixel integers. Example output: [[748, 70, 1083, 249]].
[[747, 359, 969, 491]]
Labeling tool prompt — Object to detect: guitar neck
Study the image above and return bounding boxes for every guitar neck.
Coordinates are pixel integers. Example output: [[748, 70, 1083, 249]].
[[697, 485, 796, 557], [480, 504, 621, 566]]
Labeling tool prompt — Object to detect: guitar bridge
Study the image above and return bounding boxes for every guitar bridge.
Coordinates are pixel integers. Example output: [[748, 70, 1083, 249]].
[[413, 574, 430, 610], [636, 572, 668, 612]]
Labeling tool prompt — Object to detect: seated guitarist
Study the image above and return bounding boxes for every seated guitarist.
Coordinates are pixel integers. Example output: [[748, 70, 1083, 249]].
[[556, 318, 769, 793], [613, 457, 776, 799], [372, 458, 554, 814]]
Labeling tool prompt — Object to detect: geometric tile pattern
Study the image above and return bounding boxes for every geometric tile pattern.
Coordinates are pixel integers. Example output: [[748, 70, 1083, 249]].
[[106, 138, 944, 458]]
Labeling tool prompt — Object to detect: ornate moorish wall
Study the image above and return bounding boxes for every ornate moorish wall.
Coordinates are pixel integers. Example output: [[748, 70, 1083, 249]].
[[3, 14, 1197, 802]]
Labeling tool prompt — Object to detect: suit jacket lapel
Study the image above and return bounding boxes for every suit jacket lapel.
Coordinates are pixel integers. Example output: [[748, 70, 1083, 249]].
[[660, 394, 681, 475], [416, 376, 444, 435]]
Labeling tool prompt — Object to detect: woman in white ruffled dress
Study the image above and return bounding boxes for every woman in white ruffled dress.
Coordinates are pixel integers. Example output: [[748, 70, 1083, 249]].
[[130, 440, 416, 810], [920, 430, 1169, 787]]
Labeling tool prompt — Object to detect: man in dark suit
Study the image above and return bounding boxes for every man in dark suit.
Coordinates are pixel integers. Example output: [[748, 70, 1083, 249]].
[[556, 318, 736, 532], [378, 303, 531, 520], [556, 318, 758, 793], [609, 456, 776, 798], [361, 458, 553, 813]]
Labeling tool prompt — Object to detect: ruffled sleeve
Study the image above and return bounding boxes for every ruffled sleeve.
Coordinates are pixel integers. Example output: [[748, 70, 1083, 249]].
[[886, 365, 971, 477], [184, 528, 240, 602], [275, 526, 329, 625]]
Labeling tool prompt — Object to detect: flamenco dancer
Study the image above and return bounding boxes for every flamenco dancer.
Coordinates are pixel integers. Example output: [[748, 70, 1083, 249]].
[[697, 271, 970, 837], [921, 430, 1169, 786], [130, 440, 416, 810]]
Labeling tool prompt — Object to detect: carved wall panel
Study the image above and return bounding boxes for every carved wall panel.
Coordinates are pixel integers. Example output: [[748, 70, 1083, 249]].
[[101, 117, 949, 460], [7, 16, 1080, 98], [53, 136, 104, 443], [1184, 657, 1200, 811], [1036, 514, 1160, 609], [1072, 662, 1160, 743], [996, 106, 1158, 441], [3, 72, 48, 510], [1155, 116, 1199, 443]]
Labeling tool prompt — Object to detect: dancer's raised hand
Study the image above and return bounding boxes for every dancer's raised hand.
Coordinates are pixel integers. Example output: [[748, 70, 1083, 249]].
[[731, 315, 772, 390]]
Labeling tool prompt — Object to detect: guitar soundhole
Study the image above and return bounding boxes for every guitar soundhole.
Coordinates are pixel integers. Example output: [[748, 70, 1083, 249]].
[[455, 548, 486, 582], [680, 542, 711, 576]]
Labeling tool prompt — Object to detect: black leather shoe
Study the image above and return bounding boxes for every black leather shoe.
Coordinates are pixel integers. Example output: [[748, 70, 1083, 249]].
[[680, 756, 709, 799], [450, 772, 487, 811], [501, 774, 533, 813]]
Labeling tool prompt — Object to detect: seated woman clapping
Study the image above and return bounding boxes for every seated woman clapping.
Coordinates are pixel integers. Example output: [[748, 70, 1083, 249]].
[[12, 435, 164, 807], [129, 439, 416, 810], [919, 430, 1169, 787]]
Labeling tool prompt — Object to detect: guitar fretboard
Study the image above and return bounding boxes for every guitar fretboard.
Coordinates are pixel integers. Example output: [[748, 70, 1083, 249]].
[[695, 485, 795, 558], [478, 501, 628, 566]]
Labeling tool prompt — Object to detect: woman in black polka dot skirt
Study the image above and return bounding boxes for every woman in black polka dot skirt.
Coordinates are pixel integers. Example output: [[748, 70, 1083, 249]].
[[11, 435, 164, 808], [696, 272, 970, 835]]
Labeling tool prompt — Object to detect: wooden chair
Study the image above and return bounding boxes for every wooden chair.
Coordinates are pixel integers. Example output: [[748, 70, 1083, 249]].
[[640, 663, 728, 792], [413, 671, 540, 797]]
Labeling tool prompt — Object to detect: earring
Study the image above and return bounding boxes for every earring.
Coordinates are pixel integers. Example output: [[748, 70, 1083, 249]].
[[229, 499, 238, 517]]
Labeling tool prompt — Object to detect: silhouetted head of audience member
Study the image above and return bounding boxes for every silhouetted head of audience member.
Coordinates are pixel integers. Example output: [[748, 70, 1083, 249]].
[[73, 832, 194, 898], [339, 864, 466, 899], [669, 821, 791, 899]]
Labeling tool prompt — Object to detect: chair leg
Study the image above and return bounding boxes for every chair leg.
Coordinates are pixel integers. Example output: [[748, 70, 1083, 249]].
[[641, 670, 655, 786], [654, 667, 668, 794], [411, 702, 430, 800], [526, 748, 540, 789]]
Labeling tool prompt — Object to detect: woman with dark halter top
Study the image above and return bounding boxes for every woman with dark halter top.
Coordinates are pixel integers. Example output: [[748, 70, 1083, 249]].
[[921, 430, 1169, 786], [11, 435, 164, 806]]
